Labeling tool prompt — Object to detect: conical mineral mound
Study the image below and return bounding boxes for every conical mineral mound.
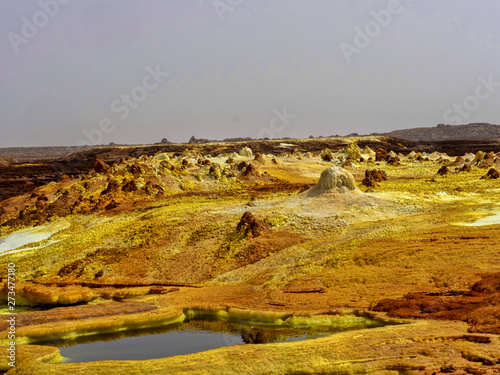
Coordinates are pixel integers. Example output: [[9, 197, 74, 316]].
[[307, 166, 359, 197]]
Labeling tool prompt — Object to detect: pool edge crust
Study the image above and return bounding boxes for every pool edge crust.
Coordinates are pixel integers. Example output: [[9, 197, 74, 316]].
[[4, 319, 500, 375], [0, 303, 404, 346], [0, 345, 64, 371]]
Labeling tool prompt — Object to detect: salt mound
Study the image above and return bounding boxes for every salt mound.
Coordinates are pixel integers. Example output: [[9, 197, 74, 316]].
[[361, 146, 376, 160], [345, 142, 362, 160], [248, 167, 410, 221], [239, 147, 253, 157], [283, 166, 398, 219], [307, 166, 359, 197]]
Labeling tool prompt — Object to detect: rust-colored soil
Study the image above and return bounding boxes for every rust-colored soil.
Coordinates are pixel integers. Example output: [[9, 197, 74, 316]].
[[374, 273, 500, 334]]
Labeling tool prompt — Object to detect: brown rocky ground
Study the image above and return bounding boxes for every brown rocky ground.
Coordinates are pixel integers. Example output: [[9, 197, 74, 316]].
[[375, 273, 500, 334], [2, 135, 500, 203], [0, 156, 17, 167]]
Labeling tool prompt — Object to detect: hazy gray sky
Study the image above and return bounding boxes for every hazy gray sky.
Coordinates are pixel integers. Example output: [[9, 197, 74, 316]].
[[1, 0, 499, 147]]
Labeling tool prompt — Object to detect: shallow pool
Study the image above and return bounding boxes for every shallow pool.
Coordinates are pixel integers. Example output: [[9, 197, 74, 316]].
[[0, 219, 69, 255], [45, 318, 383, 363], [456, 206, 500, 227]]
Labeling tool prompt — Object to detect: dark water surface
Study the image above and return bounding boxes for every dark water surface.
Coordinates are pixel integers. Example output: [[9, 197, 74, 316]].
[[45, 318, 385, 363]]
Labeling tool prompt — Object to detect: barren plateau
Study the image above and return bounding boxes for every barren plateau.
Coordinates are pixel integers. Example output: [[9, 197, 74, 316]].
[[1, 136, 500, 374]]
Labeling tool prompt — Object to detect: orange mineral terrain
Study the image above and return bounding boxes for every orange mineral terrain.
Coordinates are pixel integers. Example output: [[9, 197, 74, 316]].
[[0, 137, 499, 374]]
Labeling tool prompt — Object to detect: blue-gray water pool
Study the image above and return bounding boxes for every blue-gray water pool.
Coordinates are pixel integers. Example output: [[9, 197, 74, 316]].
[[41, 318, 384, 363]]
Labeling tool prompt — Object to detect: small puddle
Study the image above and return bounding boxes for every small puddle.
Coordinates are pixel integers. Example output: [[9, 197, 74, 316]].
[[42, 317, 388, 363], [456, 207, 500, 227], [0, 219, 69, 255]]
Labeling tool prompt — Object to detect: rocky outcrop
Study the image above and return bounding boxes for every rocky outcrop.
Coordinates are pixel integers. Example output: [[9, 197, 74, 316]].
[[241, 163, 260, 177], [158, 138, 172, 145], [362, 169, 388, 187], [458, 164, 472, 173], [374, 273, 500, 334], [437, 166, 450, 176], [320, 148, 334, 162], [94, 159, 111, 174], [101, 179, 120, 195], [375, 148, 388, 162], [254, 153, 266, 165], [482, 168, 499, 179], [386, 155, 400, 166], [122, 179, 140, 193], [237, 212, 266, 237], [128, 164, 144, 177]]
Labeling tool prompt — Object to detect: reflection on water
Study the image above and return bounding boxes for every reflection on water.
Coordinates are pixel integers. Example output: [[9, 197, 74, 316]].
[[40, 317, 384, 363]]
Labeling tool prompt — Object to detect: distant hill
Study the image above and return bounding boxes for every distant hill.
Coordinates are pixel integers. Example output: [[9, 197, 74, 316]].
[[374, 123, 500, 141]]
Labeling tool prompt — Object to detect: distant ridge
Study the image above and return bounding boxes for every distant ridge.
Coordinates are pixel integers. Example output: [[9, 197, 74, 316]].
[[373, 123, 500, 141]]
